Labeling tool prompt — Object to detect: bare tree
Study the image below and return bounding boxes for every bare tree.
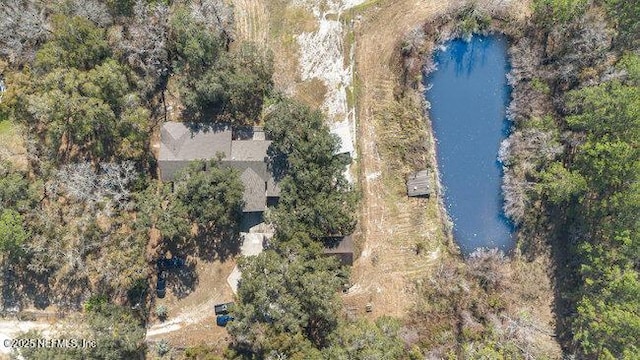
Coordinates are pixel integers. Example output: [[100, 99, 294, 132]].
[[189, 0, 235, 47], [467, 248, 507, 291], [0, 0, 51, 64], [98, 161, 136, 211], [59, 0, 112, 28], [48, 161, 137, 215]]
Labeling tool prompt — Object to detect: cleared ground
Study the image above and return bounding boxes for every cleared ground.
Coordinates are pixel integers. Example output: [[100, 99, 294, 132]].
[[146, 258, 236, 348], [344, 0, 453, 319]]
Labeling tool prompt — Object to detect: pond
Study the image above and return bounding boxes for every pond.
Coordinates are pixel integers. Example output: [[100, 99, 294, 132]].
[[425, 35, 514, 256]]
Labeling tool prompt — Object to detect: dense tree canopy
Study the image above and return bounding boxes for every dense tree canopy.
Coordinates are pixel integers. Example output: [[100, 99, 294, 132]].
[[170, 6, 273, 124], [265, 99, 357, 240], [5, 15, 149, 164], [174, 160, 244, 235], [228, 240, 345, 358], [563, 57, 640, 358], [530, 45, 639, 358], [135, 180, 190, 245]]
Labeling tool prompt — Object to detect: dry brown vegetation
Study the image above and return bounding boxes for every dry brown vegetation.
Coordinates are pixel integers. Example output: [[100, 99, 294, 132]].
[[232, 0, 318, 100]]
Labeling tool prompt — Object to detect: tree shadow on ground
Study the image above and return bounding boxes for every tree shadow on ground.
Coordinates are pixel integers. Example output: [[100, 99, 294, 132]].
[[196, 229, 242, 263], [528, 206, 579, 354], [167, 262, 198, 300], [50, 276, 90, 311], [2, 266, 52, 311]]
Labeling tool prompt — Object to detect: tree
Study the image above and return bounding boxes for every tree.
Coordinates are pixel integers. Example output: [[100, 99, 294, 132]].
[[532, 0, 589, 25], [19, 59, 149, 162], [117, 0, 170, 95], [228, 241, 344, 357], [168, 4, 271, 124], [15, 303, 146, 359], [49, 162, 138, 214], [170, 6, 223, 74], [0, 0, 51, 65], [604, 0, 640, 48], [574, 140, 637, 197], [57, 0, 113, 28], [565, 80, 640, 144], [225, 42, 273, 123], [35, 15, 111, 71], [574, 266, 640, 358], [321, 317, 407, 359], [265, 99, 356, 240], [135, 180, 190, 244], [179, 43, 273, 124], [0, 161, 37, 212], [4, 14, 150, 163], [0, 208, 28, 260], [537, 161, 587, 204], [174, 160, 244, 234]]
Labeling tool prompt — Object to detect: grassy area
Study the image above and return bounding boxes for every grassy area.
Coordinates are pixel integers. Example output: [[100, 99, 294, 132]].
[[0, 118, 12, 135], [0, 116, 28, 169], [295, 78, 328, 109]]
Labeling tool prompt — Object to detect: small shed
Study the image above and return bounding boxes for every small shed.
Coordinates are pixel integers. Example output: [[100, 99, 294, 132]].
[[407, 170, 431, 197], [323, 235, 354, 266]]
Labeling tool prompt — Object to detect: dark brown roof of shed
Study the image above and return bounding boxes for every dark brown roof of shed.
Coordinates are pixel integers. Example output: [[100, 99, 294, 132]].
[[323, 235, 354, 254], [323, 235, 354, 266], [407, 170, 431, 197]]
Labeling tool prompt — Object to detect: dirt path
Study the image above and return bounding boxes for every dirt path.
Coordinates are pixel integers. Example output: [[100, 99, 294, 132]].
[[231, 0, 269, 44], [146, 296, 222, 338], [145, 258, 236, 347], [0, 319, 56, 356], [345, 0, 454, 320]]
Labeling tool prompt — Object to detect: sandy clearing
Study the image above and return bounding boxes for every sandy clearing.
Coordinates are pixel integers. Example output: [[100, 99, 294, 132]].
[[0, 319, 56, 355], [146, 295, 222, 338], [295, 0, 362, 165]]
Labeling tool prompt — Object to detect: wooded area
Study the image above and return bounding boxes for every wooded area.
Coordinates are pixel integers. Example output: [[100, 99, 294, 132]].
[[0, 0, 637, 358], [507, 1, 639, 358]]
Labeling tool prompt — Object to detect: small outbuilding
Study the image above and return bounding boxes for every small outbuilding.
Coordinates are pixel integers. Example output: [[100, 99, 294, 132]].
[[323, 235, 355, 266], [407, 170, 431, 198]]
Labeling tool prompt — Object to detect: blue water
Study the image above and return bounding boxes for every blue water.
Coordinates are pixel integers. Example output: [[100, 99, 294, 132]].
[[426, 35, 514, 256]]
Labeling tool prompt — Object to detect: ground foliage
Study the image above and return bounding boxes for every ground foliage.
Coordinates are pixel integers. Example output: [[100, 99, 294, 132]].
[[13, 302, 146, 360]]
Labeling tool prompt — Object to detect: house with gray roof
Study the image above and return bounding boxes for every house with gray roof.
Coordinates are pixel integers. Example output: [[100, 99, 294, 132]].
[[158, 122, 280, 213]]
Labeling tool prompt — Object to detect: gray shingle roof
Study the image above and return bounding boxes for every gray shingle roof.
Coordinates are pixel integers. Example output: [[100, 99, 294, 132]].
[[158, 122, 280, 212], [159, 122, 232, 161], [230, 140, 271, 162], [240, 168, 266, 212], [222, 160, 280, 198]]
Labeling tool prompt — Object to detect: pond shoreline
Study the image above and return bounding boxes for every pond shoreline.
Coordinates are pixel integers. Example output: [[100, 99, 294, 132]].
[[424, 35, 515, 256]]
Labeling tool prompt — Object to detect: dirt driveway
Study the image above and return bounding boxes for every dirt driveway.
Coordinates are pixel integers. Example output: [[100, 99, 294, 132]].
[[146, 259, 236, 348]]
